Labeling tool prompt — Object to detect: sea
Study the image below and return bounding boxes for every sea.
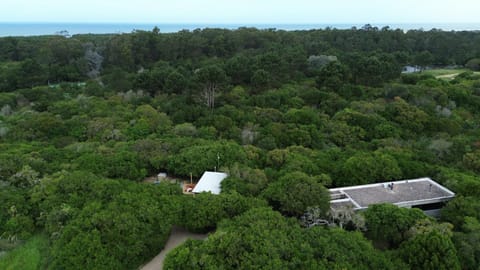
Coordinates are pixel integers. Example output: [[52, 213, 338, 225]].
[[0, 22, 479, 37]]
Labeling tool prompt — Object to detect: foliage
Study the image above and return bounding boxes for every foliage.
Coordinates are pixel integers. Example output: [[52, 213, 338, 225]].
[[221, 166, 269, 197], [166, 207, 399, 270], [178, 192, 267, 233], [363, 203, 425, 248], [26, 171, 180, 269], [304, 227, 401, 270], [441, 196, 480, 229], [167, 140, 247, 177], [0, 187, 30, 235], [452, 217, 480, 270], [1, 27, 480, 269], [465, 58, 480, 71], [262, 171, 330, 217], [399, 230, 460, 270], [338, 151, 402, 186], [165, 207, 315, 269]]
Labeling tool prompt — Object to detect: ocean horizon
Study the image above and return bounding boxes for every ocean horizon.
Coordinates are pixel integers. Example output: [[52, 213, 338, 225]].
[[1, 22, 480, 37]]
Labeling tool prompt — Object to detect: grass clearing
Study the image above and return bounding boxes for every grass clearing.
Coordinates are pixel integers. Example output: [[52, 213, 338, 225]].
[[423, 68, 469, 77], [0, 235, 49, 270], [422, 68, 480, 80]]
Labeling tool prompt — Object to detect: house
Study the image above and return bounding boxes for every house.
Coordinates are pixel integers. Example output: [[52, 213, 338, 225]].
[[329, 177, 455, 217], [191, 171, 228, 195], [402, 65, 421, 73], [157, 172, 167, 180]]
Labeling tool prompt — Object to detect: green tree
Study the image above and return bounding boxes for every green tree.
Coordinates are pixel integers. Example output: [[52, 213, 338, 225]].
[[8, 165, 40, 188], [48, 179, 177, 270], [225, 55, 254, 85], [4, 213, 35, 241], [363, 203, 425, 247], [164, 70, 188, 94], [51, 226, 123, 270], [305, 227, 400, 270], [178, 193, 266, 233], [134, 104, 172, 133], [384, 97, 429, 134], [167, 140, 247, 177], [166, 207, 316, 269], [195, 65, 228, 109], [399, 230, 460, 270], [307, 54, 337, 72], [76, 150, 147, 181], [166, 207, 398, 270], [221, 166, 269, 197], [465, 58, 480, 71], [316, 61, 349, 90], [0, 187, 29, 233], [441, 196, 480, 229], [339, 151, 402, 186], [452, 217, 480, 270], [463, 150, 480, 173], [414, 50, 434, 71], [262, 171, 330, 217], [251, 69, 271, 91]]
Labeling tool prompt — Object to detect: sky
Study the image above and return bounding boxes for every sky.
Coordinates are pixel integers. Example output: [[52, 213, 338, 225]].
[[1, 0, 479, 24]]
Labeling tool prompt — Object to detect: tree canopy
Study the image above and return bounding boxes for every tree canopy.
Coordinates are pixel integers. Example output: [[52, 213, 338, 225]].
[[1, 26, 478, 269]]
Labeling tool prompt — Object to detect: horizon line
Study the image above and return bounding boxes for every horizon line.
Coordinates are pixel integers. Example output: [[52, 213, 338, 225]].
[[1, 21, 480, 25]]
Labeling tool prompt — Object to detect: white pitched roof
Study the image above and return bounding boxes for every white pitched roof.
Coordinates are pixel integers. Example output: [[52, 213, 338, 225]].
[[192, 171, 228, 195]]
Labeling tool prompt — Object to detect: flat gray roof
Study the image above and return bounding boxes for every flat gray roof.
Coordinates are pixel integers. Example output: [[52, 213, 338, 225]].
[[329, 177, 455, 210]]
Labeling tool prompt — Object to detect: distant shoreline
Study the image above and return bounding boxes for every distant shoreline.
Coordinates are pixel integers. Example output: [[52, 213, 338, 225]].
[[1, 22, 479, 37]]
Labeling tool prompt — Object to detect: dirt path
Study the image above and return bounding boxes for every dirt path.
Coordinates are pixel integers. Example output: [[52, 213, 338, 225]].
[[436, 73, 460, 80], [140, 227, 207, 270]]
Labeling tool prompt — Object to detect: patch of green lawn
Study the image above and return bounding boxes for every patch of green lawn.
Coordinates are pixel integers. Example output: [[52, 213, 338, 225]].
[[0, 235, 49, 270], [423, 68, 468, 76]]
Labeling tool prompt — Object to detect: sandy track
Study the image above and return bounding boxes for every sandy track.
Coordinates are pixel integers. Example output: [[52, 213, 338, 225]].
[[140, 226, 207, 270], [436, 73, 460, 79]]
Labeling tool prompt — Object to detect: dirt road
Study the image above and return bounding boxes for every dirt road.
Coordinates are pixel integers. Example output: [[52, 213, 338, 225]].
[[140, 227, 207, 270], [436, 73, 460, 80]]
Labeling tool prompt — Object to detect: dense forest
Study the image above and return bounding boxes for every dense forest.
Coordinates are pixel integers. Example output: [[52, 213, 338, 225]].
[[1, 25, 480, 269]]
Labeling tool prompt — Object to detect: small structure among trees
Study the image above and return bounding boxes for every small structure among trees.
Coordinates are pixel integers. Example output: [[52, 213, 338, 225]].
[[191, 171, 228, 195]]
